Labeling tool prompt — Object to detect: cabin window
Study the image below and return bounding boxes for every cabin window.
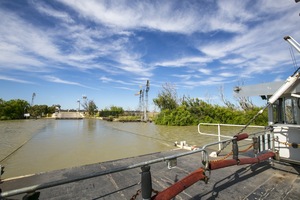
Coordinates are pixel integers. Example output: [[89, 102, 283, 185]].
[[272, 98, 300, 124], [272, 100, 281, 124], [282, 97, 300, 124]]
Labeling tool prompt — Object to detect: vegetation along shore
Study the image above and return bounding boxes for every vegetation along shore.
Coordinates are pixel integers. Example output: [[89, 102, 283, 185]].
[[0, 84, 267, 126]]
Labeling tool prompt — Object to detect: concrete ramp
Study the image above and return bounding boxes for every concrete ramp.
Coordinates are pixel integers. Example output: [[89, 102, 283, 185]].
[[55, 112, 83, 119]]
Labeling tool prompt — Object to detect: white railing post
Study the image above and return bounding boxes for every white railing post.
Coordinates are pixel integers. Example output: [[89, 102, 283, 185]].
[[218, 124, 221, 151]]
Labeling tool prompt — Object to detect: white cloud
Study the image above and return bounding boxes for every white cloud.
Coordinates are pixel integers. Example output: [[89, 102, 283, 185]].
[[57, 0, 204, 34], [114, 86, 135, 91], [220, 58, 246, 65], [33, 2, 75, 23], [0, 9, 64, 68], [44, 75, 99, 90], [198, 68, 212, 75], [1, 0, 299, 100], [0, 75, 34, 84], [197, 1, 299, 79], [44, 76, 83, 86], [184, 76, 229, 87], [154, 56, 212, 68], [58, 0, 282, 36], [219, 72, 236, 77], [0, 4, 152, 81], [99, 76, 135, 86]]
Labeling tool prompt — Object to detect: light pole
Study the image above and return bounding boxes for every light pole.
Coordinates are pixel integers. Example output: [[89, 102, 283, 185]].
[[82, 95, 87, 114], [77, 99, 80, 113]]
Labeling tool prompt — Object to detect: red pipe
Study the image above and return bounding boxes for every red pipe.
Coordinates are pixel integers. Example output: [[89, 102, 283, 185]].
[[209, 159, 237, 170], [238, 157, 258, 165], [234, 133, 249, 141], [152, 168, 205, 200], [153, 152, 275, 199], [210, 152, 275, 169], [257, 151, 275, 161], [239, 152, 275, 164]]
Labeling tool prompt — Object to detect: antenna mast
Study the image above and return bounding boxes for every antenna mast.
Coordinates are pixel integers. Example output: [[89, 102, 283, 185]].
[[135, 80, 150, 122]]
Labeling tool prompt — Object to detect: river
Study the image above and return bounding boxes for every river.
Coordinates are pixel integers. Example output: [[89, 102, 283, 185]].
[[0, 119, 258, 179], [0, 119, 223, 179]]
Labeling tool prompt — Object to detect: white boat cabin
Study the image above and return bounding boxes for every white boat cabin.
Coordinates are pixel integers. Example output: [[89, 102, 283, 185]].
[[234, 79, 300, 164]]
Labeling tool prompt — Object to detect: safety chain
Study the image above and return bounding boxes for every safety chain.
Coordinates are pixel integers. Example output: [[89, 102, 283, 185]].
[[216, 140, 232, 155], [130, 189, 141, 200], [211, 144, 254, 163], [237, 108, 266, 135], [203, 168, 211, 183], [130, 189, 159, 200], [274, 138, 300, 148]]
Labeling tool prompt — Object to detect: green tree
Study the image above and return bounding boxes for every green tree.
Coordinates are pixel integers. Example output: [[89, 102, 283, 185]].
[[153, 83, 178, 111], [99, 106, 124, 117], [153, 84, 268, 126], [87, 100, 98, 116], [28, 105, 50, 117], [0, 99, 30, 120], [82, 100, 98, 116]]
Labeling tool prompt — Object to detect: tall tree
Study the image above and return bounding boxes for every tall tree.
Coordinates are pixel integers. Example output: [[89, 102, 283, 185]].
[[82, 100, 98, 116], [153, 83, 178, 111], [0, 99, 30, 119]]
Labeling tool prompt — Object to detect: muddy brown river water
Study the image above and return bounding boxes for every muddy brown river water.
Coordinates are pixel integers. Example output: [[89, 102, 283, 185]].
[[0, 119, 254, 179]]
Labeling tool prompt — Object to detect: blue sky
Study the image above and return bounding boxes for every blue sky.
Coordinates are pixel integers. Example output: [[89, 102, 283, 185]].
[[1, 0, 300, 111]]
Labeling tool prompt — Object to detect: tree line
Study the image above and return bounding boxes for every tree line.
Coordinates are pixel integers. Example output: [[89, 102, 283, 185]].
[[0, 98, 58, 120], [98, 106, 124, 117], [153, 83, 268, 126]]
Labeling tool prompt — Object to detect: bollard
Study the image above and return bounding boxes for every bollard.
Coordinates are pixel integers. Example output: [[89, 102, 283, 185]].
[[141, 166, 152, 200], [253, 137, 259, 155], [232, 139, 239, 160]]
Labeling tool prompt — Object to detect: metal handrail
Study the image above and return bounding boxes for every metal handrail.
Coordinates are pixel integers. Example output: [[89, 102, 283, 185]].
[[0, 147, 208, 198], [198, 123, 265, 150]]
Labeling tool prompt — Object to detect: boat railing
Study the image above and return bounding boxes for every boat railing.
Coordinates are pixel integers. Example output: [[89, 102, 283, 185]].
[[198, 123, 266, 151], [0, 146, 208, 198]]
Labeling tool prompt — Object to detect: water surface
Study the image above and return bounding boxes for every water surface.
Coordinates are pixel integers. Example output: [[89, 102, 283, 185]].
[[0, 119, 205, 178], [0, 119, 261, 179]]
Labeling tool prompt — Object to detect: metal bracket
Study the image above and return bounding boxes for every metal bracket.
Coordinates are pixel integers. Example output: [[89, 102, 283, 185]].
[[0, 165, 2, 180], [23, 192, 40, 200], [167, 158, 177, 169]]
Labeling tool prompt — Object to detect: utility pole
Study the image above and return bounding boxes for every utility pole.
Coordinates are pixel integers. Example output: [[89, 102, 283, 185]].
[[135, 80, 150, 122], [31, 93, 36, 106], [77, 99, 80, 113], [144, 80, 150, 121]]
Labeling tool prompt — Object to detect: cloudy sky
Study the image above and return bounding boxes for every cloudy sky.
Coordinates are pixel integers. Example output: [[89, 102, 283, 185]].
[[1, 0, 300, 111]]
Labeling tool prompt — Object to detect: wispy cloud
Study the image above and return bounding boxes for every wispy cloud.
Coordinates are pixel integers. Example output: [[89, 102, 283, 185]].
[[33, 1, 75, 23], [219, 72, 236, 78], [44, 76, 83, 86], [198, 68, 212, 75], [154, 56, 211, 68], [114, 86, 136, 91], [0, 75, 34, 84], [99, 76, 135, 86], [57, 0, 205, 34], [44, 75, 98, 90], [184, 76, 236, 87]]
